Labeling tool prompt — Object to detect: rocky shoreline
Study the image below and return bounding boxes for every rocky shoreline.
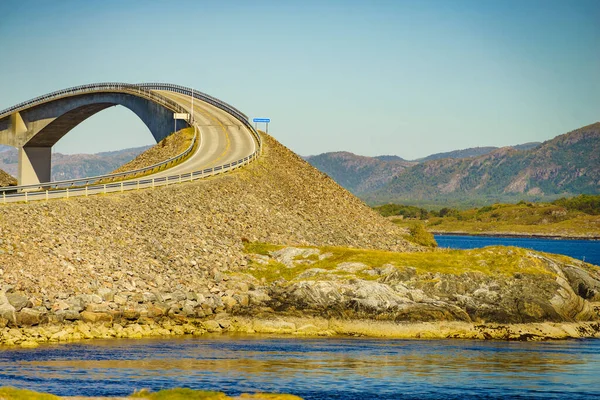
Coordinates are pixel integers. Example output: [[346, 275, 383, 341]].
[[2, 243, 600, 346], [2, 316, 600, 349]]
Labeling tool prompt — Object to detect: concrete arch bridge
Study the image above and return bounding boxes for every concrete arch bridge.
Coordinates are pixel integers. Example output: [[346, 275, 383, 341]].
[[0, 83, 260, 188]]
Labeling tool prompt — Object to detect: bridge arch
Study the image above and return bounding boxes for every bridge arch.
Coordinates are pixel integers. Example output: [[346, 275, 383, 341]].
[[0, 85, 189, 185]]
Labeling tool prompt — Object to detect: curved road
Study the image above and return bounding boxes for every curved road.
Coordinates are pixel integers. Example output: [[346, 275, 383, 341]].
[[150, 90, 256, 178]]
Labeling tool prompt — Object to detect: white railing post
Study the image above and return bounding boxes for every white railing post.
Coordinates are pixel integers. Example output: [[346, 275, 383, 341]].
[[152, 178, 155, 188], [85, 186, 88, 197], [120, 182, 124, 192], [66, 188, 69, 199], [103, 184, 106, 194], [45, 190, 48, 201], [25, 191, 28, 203], [2, 192, 5, 204]]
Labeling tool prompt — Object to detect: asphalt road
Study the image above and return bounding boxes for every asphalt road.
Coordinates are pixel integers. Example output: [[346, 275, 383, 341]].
[[149, 90, 256, 178]]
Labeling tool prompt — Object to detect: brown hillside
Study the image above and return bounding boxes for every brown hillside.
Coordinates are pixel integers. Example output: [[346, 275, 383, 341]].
[[0, 168, 16, 187], [0, 132, 416, 298], [110, 128, 195, 174]]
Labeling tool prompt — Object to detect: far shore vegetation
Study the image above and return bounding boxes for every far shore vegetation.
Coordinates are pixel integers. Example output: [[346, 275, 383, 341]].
[[374, 194, 600, 238]]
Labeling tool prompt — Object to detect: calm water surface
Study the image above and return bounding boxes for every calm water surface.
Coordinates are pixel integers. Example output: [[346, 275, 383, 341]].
[[435, 235, 600, 266], [1, 335, 599, 399]]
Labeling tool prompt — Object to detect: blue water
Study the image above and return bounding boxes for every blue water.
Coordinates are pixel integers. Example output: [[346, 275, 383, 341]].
[[1, 336, 599, 399], [435, 235, 600, 266]]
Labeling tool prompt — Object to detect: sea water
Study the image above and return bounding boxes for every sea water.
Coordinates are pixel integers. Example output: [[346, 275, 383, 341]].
[[0, 335, 599, 399], [435, 235, 600, 266]]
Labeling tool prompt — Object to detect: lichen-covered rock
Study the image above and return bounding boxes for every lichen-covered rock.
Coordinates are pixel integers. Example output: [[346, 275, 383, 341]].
[[254, 247, 600, 325]]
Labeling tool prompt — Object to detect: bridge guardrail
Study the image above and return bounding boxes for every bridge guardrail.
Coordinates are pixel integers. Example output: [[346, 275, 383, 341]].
[[136, 83, 262, 148], [0, 151, 260, 204], [0, 83, 187, 120], [0, 83, 262, 200]]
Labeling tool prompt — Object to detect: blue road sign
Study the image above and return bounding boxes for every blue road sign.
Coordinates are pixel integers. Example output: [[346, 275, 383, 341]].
[[253, 118, 271, 123]]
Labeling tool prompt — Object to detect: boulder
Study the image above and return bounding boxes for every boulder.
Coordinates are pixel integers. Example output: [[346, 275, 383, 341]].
[[0, 292, 16, 326], [16, 308, 47, 326], [80, 311, 113, 323], [6, 293, 31, 311]]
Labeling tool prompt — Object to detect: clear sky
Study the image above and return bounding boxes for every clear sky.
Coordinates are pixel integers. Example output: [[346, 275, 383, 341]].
[[0, 0, 598, 159]]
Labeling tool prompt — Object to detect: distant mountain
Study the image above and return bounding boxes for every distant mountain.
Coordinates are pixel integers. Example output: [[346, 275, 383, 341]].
[[304, 151, 415, 195], [304, 141, 543, 199], [512, 142, 541, 151], [416, 142, 541, 162], [0, 146, 150, 181], [375, 155, 406, 162], [368, 123, 600, 206]]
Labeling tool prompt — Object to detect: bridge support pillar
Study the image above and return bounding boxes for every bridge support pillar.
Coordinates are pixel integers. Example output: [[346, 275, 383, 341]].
[[18, 146, 51, 186]]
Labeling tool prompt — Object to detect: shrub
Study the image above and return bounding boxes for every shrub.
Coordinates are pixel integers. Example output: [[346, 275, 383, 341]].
[[406, 223, 438, 248]]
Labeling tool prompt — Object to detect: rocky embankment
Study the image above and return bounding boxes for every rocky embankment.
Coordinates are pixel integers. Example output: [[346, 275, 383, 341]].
[[0, 169, 16, 187], [0, 133, 420, 346], [110, 127, 195, 174]]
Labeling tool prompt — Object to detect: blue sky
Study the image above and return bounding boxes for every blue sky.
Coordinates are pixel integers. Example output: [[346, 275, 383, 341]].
[[0, 0, 598, 159]]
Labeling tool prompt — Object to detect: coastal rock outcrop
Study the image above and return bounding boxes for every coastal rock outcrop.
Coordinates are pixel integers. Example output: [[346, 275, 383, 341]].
[[250, 246, 600, 325]]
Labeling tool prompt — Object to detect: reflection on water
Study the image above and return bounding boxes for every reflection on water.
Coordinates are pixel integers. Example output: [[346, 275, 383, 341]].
[[1, 335, 599, 399]]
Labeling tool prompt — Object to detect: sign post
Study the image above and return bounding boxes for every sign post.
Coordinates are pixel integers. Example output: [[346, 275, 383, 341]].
[[173, 113, 190, 133], [252, 118, 271, 134]]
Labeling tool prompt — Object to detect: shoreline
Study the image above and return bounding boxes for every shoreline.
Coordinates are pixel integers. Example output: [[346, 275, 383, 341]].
[[2, 316, 600, 348], [430, 230, 600, 241]]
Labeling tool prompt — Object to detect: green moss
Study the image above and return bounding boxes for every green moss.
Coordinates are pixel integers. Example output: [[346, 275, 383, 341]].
[[243, 242, 283, 256], [244, 243, 555, 282]]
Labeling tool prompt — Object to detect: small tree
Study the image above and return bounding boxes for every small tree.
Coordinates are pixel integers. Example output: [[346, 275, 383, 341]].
[[406, 223, 438, 248]]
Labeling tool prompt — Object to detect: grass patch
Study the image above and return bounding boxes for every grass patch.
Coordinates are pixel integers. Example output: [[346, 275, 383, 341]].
[[131, 388, 228, 399], [0, 387, 303, 400], [0, 387, 60, 400], [243, 242, 282, 256], [243, 243, 556, 282]]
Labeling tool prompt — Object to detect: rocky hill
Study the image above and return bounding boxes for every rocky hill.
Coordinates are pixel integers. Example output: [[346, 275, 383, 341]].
[[110, 128, 194, 175], [0, 132, 598, 345], [304, 151, 415, 195], [0, 133, 420, 338], [0, 169, 16, 187], [305, 142, 543, 201], [367, 123, 600, 206], [416, 143, 540, 162]]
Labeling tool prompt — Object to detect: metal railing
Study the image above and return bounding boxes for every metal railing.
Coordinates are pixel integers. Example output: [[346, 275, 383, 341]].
[[0, 83, 187, 120], [0, 151, 260, 204], [0, 83, 262, 201], [136, 83, 262, 147]]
